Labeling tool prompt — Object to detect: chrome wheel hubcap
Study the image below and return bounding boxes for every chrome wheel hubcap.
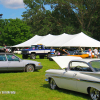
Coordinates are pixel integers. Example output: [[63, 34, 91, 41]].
[[27, 65, 33, 72], [90, 87, 99, 100], [50, 79, 56, 89]]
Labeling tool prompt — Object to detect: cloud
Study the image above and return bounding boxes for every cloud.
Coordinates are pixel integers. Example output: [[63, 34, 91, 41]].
[[0, 0, 25, 9]]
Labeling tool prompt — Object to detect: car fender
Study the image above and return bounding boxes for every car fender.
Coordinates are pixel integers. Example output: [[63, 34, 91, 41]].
[[25, 63, 35, 68], [87, 85, 100, 92]]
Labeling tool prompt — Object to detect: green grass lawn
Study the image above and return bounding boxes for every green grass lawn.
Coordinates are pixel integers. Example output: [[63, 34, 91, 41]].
[[0, 54, 90, 100]]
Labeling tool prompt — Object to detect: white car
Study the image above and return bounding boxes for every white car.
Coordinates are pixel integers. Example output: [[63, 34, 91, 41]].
[[0, 53, 43, 72], [14, 50, 22, 54], [45, 56, 100, 100]]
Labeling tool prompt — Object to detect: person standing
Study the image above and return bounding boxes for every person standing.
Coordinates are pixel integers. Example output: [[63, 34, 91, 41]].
[[89, 49, 92, 58], [94, 47, 98, 58], [50, 47, 55, 55]]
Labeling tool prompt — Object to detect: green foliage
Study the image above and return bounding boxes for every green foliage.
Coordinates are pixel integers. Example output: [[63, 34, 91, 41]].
[[0, 18, 32, 46], [22, 0, 80, 35], [22, 0, 100, 41]]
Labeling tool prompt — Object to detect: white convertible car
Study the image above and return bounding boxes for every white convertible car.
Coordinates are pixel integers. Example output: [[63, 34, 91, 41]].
[[45, 56, 100, 100]]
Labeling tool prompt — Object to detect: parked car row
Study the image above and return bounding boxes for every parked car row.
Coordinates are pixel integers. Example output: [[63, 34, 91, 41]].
[[48, 49, 95, 61], [1, 52, 100, 100], [13, 50, 22, 54]]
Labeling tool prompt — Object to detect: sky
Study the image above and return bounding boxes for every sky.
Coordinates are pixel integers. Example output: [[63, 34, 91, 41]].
[[0, 0, 50, 19], [0, 0, 26, 19]]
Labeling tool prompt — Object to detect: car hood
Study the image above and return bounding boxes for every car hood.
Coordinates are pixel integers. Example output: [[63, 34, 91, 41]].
[[51, 56, 82, 69]]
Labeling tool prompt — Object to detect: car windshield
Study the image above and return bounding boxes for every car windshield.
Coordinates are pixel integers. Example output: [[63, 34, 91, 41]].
[[90, 61, 100, 72], [29, 45, 38, 49], [73, 51, 87, 55]]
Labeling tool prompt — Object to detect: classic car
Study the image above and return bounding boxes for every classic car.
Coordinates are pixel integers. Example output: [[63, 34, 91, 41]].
[[49, 50, 95, 61], [13, 50, 22, 54], [0, 53, 43, 72], [48, 48, 69, 61], [68, 50, 94, 58], [45, 56, 100, 100]]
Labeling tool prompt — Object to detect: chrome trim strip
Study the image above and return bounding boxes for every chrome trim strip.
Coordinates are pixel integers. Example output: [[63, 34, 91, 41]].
[[51, 76, 100, 84]]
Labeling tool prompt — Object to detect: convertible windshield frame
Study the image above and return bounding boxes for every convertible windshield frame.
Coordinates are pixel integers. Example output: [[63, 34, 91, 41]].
[[68, 61, 93, 72]]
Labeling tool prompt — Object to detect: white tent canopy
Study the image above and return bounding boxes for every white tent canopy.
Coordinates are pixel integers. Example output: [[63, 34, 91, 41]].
[[62, 32, 100, 47], [13, 35, 43, 47], [34, 34, 59, 45], [45, 33, 75, 47], [13, 32, 100, 47]]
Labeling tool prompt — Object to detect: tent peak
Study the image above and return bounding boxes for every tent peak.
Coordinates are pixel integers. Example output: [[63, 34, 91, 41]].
[[62, 33, 67, 34]]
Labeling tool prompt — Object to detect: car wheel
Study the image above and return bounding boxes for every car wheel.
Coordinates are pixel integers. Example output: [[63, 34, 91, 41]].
[[49, 58, 53, 61], [47, 53, 51, 59], [22, 54, 26, 59], [49, 78, 57, 90], [30, 54, 36, 59], [89, 87, 100, 100], [39, 55, 44, 59], [22, 55, 28, 59], [25, 55, 28, 59], [26, 65, 34, 72]]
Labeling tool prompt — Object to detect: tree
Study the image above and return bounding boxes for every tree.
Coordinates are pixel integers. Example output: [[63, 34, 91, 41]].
[[45, 0, 100, 36], [22, 0, 100, 40], [22, 0, 80, 35], [0, 18, 32, 46]]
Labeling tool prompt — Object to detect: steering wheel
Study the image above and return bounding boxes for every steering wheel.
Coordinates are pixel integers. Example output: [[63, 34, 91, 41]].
[[74, 66, 83, 71]]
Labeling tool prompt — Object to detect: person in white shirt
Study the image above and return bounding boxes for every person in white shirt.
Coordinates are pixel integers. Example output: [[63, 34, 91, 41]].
[[94, 48, 98, 58]]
